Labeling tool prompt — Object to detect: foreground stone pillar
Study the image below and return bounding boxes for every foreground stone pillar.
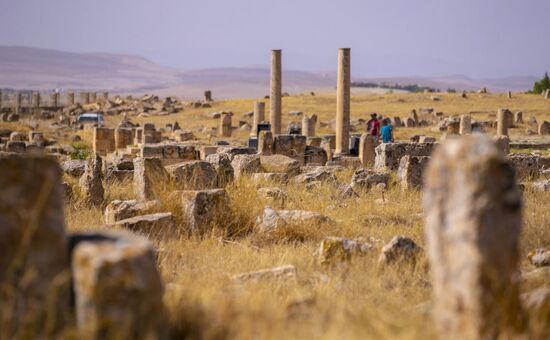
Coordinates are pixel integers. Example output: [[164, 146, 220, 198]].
[[71, 230, 164, 338], [251, 101, 265, 136], [220, 112, 232, 137], [359, 133, 375, 167], [67, 92, 75, 106], [270, 49, 282, 135], [497, 109, 512, 136], [0, 156, 70, 335], [459, 115, 472, 135], [302, 114, 317, 137], [335, 48, 351, 155], [133, 157, 168, 200], [423, 135, 523, 339], [78, 153, 104, 207]]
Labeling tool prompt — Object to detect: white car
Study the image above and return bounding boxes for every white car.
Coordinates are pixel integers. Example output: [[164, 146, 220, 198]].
[[77, 112, 104, 127]]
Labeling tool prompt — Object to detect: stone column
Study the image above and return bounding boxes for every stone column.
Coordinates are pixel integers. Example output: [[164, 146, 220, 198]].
[[67, 92, 75, 106], [258, 130, 274, 155], [204, 90, 212, 102], [101, 91, 109, 102], [32, 92, 41, 109], [220, 112, 232, 137], [459, 115, 472, 135], [80, 92, 90, 105], [514, 112, 523, 124], [51, 92, 60, 108], [335, 48, 351, 155], [507, 91, 512, 99], [497, 109, 511, 136], [14, 91, 22, 114], [93, 127, 116, 155], [251, 101, 265, 136], [423, 135, 523, 339], [359, 133, 375, 167], [302, 114, 317, 137], [90, 92, 97, 103], [0, 89, 2, 109], [269, 49, 282, 135], [0, 156, 71, 335]]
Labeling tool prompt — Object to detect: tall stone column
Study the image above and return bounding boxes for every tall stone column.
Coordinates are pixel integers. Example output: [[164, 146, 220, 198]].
[[51, 92, 59, 108], [32, 92, 41, 109], [80, 92, 90, 105], [90, 92, 97, 103], [497, 109, 512, 136], [67, 92, 75, 106], [251, 101, 265, 136], [423, 135, 523, 339], [14, 91, 22, 114], [270, 49, 282, 135], [302, 114, 317, 137], [335, 48, 351, 155]]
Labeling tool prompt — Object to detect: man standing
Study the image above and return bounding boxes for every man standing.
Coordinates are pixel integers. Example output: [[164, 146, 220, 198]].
[[367, 113, 380, 142], [381, 120, 394, 143]]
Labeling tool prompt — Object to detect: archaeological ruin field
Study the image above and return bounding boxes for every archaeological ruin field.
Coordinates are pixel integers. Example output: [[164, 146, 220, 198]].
[[2, 53, 550, 339]]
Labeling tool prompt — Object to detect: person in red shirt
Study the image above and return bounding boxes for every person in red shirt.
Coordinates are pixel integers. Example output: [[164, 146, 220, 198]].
[[367, 113, 380, 142]]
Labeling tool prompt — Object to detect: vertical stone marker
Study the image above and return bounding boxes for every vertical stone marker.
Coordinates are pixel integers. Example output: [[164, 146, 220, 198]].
[[32, 92, 41, 109], [67, 92, 75, 106], [80, 92, 90, 105], [335, 48, 351, 155], [507, 91, 512, 99], [545, 89, 550, 99], [89, 92, 97, 103], [51, 91, 60, 108], [0, 156, 70, 335], [359, 133, 375, 167], [302, 114, 317, 137], [270, 49, 282, 135], [79, 153, 104, 207], [14, 91, 22, 114], [251, 101, 265, 136], [220, 112, 232, 137], [459, 114, 472, 135], [497, 108, 512, 136], [204, 90, 212, 102], [423, 135, 523, 339]]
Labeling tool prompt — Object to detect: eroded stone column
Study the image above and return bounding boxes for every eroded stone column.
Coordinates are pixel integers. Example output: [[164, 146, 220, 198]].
[[80, 92, 90, 105], [459, 115, 472, 135], [51, 92, 60, 108], [335, 48, 351, 155], [220, 112, 232, 137], [67, 92, 75, 106], [89, 92, 97, 103], [32, 92, 41, 109], [204, 90, 212, 102], [0, 156, 70, 335], [270, 49, 282, 135], [14, 91, 22, 114], [302, 114, 317, 137], [359, 133, 375, 167], [497, 108, 512, 136], [251, 101, 265, 136], [423, 135, 523, 339]]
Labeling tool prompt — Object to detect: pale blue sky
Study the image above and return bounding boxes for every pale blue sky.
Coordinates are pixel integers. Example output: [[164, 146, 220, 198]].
[[0, 0, 548, 78]]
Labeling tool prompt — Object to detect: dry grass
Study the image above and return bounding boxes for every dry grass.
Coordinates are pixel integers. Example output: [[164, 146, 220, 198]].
[[4, 92, 550, 338]]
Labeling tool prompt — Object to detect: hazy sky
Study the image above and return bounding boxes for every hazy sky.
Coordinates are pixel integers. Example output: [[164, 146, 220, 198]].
[[1, 0, 548, 78]]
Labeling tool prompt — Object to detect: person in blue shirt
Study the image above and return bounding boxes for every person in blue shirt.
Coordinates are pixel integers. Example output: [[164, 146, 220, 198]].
[[380, 120, 394, 143]]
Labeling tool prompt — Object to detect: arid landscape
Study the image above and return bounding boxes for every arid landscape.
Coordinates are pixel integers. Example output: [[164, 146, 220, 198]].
[[2, 0, 550, 339]]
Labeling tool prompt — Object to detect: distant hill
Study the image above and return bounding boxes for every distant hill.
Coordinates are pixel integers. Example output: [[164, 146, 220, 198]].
[[0, 46, 538, 98]]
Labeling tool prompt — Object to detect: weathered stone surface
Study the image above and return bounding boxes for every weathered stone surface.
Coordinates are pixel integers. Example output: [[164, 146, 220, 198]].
[[350, 168, 389, 190], [180, 189, 230, 234], [374, 142, 435, 171], [359, 133, 376, 167], [273, 134, 307, 164], [104, 199, 159, 224], [459, 115, 472, 135], [231, 154, 262, 179], [538, 121, 550, 135], [165, 160, 218, 190], [304, 145, 327, 165], [378, 235, 420, 265], [507, 153, 539, 179], [423, 135, 523, 339], [93, 127, 115, 155], [70, 230, 164, 338], [62, 159, 86, 177], [0, 156, 70, 335], [528, 248, 550, 267], [293, 166, 337, 184], [233, 265, 297, 284], [251, 172, 289, 184], [133, 157, 169, 200], [206, 153, 234, 187], [79, 153, 104, 207], [397, 155, 430, 190], [255, 206, 332, 233], [258, 130, 274, 155], [111, 212, 175, 234], [260, 154, 301, 176], [319, 237, 373, 266]]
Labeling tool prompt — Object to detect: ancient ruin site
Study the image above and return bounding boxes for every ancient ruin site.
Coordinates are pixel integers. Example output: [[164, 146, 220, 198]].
[[1, 1, 550, 339]]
